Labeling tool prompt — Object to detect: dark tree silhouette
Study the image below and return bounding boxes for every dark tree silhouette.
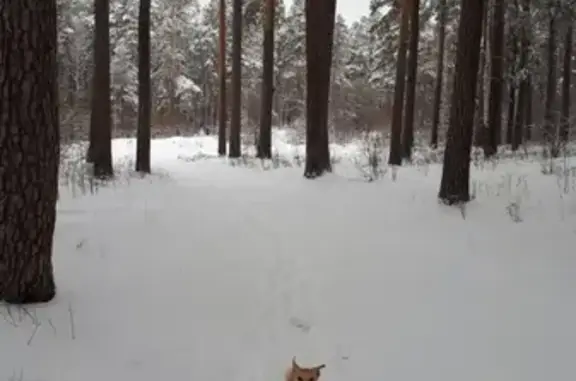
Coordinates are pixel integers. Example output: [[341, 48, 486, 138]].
[[438, 0, 485, 204], [88, 0, 114, 178], [402, 0, 420, 161], [218, 0, 228, 156], [388, 0, 411, 165], [0, 0, 59, 304], [559, 19, 572, 145], [514, 0, 531, 150], [304, 0, 336, 178], [485, 0, 505, 157], [229, 0, 243, 158], [544, 0, 559, 157], [257, 0, 276, 159], [430, 0, 447, 149], [136, 0, 152, 173]]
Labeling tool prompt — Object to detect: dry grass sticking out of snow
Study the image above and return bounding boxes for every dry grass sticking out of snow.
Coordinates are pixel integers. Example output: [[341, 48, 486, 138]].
[[2, 128, 576, 381]]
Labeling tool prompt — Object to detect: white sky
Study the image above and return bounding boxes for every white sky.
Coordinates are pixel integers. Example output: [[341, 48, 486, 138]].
[[198, 0, 370, 24], [286, 0, 371, 23]]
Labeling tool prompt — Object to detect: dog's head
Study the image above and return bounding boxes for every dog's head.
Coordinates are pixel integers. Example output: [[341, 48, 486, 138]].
[[286, 357, 325, 381]]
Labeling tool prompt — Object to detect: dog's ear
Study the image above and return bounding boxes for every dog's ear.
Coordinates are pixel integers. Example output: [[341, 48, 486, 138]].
[[292, 357, 300, 370], [314, 364, 326, 375]]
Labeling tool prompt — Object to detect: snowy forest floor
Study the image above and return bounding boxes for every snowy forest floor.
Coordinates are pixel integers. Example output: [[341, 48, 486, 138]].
[[1, 128, 576, 381]]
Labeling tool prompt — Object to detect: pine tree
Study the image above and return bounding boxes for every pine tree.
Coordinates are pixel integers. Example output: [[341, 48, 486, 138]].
[[0, 0, 60, 304], [439, 0, 485, 204]]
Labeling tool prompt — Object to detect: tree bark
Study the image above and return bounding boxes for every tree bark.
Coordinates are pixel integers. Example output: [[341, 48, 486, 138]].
[[89, 0, 114, 178], [438, 0, 485, 204], [388, 0, 411, 165], [560, 19, 572, 145], [430, 0, 447, 149], [485, 0, 505, 157], [218, 0, 228, 156], [514, 0, 530, 150], [304, 0, 336, 178], [544, 0, 559, 157], [402, 0, 420, 161], [229, 0, 243, 158], [257, 0, 276, 159], [136, 0, 151, 173], [473, 0, 489, 147], [0, 0, 59, 304]]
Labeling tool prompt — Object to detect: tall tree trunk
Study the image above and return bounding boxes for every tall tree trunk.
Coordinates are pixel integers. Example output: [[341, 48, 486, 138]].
[[136, 0, 151, 173], [506, 24, 518, 146], [257, 0, 276, 159], [560, 19, 572, 145], [0, 0, 59, 304], [474, 0, 489, 147], [506, 84, 517, 145], [388, 0, 411, 165], [544, 0, 559, 157], [89, 0, 113, 178], [438, 0, 485, 204], [229, 0, 243, 158], [430, 0, 447, 149], [304, 0, 336, 178], [485, 0, 505, 157], [514, 0, 529, 150], [402, 0, 420, 160], [218, 0, 227, 156], [525, 76, 533, 141]]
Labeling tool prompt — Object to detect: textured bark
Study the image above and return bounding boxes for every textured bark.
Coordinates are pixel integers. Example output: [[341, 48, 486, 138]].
[[485, 0, 505, 157], [304, 0, 336, 178], [473, 0, 489, 147], [430, 0, 447, 149], [218, 0, 227, 156], [136, 0, 151, 173], [514, 0, 530, 150], [388, 0, 411, 165], [506, 84, 516, 145], [438, 0, 484, 204], [560, 20, 572, 144], [544, 1, 559, 157], [257, 0, 276, 159], [506, 19, 518, 147], [0, 0, 59, 304], [89, 0, 113, 178], [525, 76, 533, 141], [402, 0, 420, 161], [229, 0, 243, 158]]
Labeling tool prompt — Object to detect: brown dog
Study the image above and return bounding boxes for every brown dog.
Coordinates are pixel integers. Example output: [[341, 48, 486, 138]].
[[285, 357, 326, 381]]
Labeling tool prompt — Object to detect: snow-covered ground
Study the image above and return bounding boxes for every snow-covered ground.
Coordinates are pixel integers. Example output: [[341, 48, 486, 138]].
[[2, 129, 576, 381]]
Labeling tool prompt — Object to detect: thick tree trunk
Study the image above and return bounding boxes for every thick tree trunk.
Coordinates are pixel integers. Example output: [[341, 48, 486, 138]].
[[402, 0, 420, 161], [0, 0, 59, 304], [257, 0, 276, 159], [218, 0, 227, 156], [136, 0, 151, 173], [544, 1, 559, 157], [525, 76, 533, 141], [229, 0, 243, 158], [438, 0, 485, 204], [89, 0, 114, 178], [514, 0, 529, 150], [506, 19, 518, 147], [560, 20, 572, 145], [304, 0, 336, 178], [430, 0, 446, 149], [522, 0, 533, 142], [388, 0, 411, 165], [473, 0, 489, 147], [506, 85, 516, 145], [485, 0, 505, 157]]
